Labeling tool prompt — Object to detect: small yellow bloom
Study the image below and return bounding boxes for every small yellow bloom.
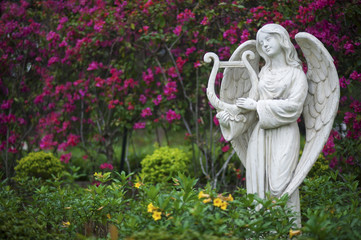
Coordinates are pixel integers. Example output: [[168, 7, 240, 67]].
[[135, 182, 142, 188], [213, 198, 223, 207], [62, 221, 70, 228], [107, 213, 111, 219], [203, 198, 212, 204], [198, 191, 210, 199], [147, 203, 157, 213], [152, 211, 162, 221], [220, 201, 228, 210], [94, 172, 102, 178], [224, 194, 234, 202], [289, 229, 301, 238]]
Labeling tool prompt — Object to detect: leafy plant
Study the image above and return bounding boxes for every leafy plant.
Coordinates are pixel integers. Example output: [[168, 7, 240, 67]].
[[140, 146, 191, 184], [14, 151, 64, 181]]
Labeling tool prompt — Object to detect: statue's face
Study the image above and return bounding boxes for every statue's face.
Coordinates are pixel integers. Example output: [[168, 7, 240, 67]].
[[258, 32, 282, 58]]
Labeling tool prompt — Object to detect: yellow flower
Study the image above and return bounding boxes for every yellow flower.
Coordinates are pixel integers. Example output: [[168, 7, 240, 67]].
[[62, 221, 70, 228], [147, 203, 157, 213], [152, 211, 162, 221], [135, 182, 142, 188], [107, 213, 111, 219], [213, 198, 223, 207], [198, 191, 210, 199], [224, 194, 234, 202], [94, 172, 102, 178], [203, 198, 212, 204], [220, 201, 228, 210], [289, 229, 301, 238]]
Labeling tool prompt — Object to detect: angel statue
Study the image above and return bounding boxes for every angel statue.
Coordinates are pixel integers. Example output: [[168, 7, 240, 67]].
[[204, 23, 340, 226]]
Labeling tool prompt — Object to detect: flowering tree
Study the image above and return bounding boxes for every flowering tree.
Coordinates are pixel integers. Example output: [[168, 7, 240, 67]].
[[1, 0, 360, 182]]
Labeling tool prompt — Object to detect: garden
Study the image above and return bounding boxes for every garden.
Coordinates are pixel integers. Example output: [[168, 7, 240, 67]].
[[1, 0, 361, 239]]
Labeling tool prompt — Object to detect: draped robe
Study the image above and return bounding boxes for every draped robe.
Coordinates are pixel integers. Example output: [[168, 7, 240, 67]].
[[245, 66, 308, 220]]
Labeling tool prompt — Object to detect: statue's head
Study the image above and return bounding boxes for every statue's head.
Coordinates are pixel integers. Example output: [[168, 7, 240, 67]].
[[256, 24, 301, 69]]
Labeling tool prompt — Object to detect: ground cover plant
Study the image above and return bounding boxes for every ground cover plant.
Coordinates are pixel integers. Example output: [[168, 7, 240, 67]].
[[1, 169, 360, 239]]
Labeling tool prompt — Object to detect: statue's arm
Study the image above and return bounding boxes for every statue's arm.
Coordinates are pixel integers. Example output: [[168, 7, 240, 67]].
[[257, 70, 308, 129]]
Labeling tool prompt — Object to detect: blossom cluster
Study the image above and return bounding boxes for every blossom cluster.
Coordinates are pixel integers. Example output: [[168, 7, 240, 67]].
[[0, 0, 359, 178], [198, 190, 234, 210]]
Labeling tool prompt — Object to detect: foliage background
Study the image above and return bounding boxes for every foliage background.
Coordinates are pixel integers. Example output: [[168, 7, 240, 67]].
[[0, 0, 360, 185]]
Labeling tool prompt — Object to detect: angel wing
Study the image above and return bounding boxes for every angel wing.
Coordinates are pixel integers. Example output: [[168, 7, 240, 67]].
[[220, 40, 260, 167], [282, 32, 340, 196]]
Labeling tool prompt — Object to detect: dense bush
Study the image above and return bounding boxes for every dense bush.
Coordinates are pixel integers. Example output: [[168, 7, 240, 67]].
[[300, 171, 361, 240], [140, 146, 190, 183], [14, 151, 64, 181], [1, 0, 360, 186], [1, 169, 360, 239]]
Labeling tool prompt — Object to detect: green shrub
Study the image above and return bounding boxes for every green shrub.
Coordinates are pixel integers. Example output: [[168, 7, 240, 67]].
[[300, 171, 361, 239], [306, 153, 330, 179], [140, 146, 190, 184], [14, 151, 64, 181]]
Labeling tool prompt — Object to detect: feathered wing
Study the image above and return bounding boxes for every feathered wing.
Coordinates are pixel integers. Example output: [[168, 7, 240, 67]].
[[282, 32, 340, 196], [219, 40, 260, 167]]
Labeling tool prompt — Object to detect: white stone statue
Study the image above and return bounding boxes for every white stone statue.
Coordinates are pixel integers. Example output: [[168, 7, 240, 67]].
[[204, 23, 340, 226]]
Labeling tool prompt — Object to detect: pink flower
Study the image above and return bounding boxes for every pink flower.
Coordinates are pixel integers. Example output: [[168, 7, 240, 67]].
[[59, 40, 68, 47], [48, 56, 59, 66], [177, 9, 195, 24], [222, 145, 230, 152], [240, 29, 250, 44], [173, 25, 182, 36], [40, 134, 57, 150], [1, 100, 13, 110], [60, 153, 72, 164], [94, 20, 106, 32], [200, 16, 209, 25], [176, 57, 187, 71], [165, 109, 181, 123], [349, 71, 361, 81], [100, 163, 114, 170], [163, 81, 177, 100], [213, 115, 219, 126], [67, 134, 80, 147], [141, 107, 152, 118], [153, 95, 162, 105], [46, 31, 60, 41], [344, 41, 355, 54], [57, 142, 68, 151], [223, 24, 238, 44], [139, 94, 147, 104], [59, 16, 68, 24], [142, 68, 154, 85], [218, 46, 230, 60], [167, 67, 178, 78], [194, 61, 201, 68], [185, 47, 196, 56], [87, 61, 99, 71], [133, 122, 146, 129]]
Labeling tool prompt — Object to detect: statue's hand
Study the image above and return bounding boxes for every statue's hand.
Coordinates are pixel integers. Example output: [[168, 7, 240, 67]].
[[236, 98, 257, 111], [216, 111, 231, 128]]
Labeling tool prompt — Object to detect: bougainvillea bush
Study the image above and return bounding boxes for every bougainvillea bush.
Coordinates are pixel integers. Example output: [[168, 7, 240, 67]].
[[1, 0, 360, 182]]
